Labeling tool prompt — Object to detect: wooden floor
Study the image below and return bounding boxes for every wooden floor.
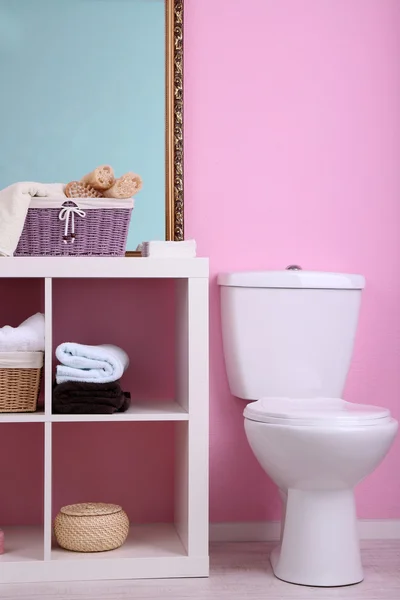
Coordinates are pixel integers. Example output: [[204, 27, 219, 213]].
[[2, 541, 400, 599]]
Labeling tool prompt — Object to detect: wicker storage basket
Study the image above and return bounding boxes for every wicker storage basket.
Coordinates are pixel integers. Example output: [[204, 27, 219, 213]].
[[54, 503, 130, 553], [15, 197, 134, 257], [0, 352, 43, 413]]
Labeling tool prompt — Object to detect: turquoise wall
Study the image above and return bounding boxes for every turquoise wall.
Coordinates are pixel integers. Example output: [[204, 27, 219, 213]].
[[0, 0, 165, 250]]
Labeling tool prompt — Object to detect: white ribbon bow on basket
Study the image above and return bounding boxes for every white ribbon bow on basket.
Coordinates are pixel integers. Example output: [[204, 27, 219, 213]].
[[58, 202, 86, 244]]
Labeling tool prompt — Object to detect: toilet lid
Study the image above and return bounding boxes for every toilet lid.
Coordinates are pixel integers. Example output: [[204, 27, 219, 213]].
[[243, 397, 391, 427]]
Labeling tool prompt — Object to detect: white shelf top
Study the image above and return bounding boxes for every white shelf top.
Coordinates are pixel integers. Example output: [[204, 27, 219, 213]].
[[51, 524, 186, 561], [51, 400, 188, 422], [0, 527, 43, 563], [0, 401, 188, 423], [0, 257, 208, 279], [0, 410, 46, 423], [0, 524, 185, 563]]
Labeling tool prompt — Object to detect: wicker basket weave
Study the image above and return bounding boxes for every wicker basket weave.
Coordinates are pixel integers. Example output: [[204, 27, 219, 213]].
[[15, 198, 133, 257], [0, 352, 43, 413], [54, 503, 130, 553]]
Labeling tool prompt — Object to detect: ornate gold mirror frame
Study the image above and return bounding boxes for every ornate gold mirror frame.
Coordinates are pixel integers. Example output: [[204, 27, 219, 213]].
[[127, 0, 183, 256]]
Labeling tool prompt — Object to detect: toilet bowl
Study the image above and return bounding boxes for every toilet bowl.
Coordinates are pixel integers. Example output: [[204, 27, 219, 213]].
[[218, 269, 398, 587], [244, 397, 398, 586]]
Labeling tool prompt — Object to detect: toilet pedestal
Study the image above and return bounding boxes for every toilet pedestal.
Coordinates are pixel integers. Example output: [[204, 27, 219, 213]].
[[271, 488, 363, 587]]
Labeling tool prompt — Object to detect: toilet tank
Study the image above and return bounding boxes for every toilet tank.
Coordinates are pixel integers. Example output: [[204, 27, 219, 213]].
[[218, 270, 365, 400]]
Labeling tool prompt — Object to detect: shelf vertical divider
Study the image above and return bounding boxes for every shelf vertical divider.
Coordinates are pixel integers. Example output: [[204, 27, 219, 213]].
[[44, 421, 52, 560], [174, 277, 209, 565], [175, 279, 189, 551], [186, 277, 209, 560], [44, 277, 53, 419], [44, 277, 53, 560]]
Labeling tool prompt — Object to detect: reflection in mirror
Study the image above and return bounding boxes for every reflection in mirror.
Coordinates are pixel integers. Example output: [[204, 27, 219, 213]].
[[0, 0, 169, 251]]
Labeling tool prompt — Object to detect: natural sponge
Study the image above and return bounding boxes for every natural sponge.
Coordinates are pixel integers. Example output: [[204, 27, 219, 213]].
[[103, 172, 143, 199], [65, 181, 103, 198], [81, 165, 115, 191]]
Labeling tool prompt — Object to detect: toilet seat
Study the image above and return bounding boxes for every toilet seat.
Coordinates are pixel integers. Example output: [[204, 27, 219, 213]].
[[243, 397, 391, 427]]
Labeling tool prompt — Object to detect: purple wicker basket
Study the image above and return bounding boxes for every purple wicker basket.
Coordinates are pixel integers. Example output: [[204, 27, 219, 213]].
[[15, 198, 133, 257]]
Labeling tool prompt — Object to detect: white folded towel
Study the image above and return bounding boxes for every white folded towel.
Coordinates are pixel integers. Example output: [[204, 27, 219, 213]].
[[0, 182, 66, 256], [56, 343, 129, 384], [0, 313, 45, 352], [138, 239, 197, 258]]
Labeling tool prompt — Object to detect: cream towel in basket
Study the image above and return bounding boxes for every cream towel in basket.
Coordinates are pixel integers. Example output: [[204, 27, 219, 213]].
[[0, 182, 66, 256], [56, 343, 129, 384]]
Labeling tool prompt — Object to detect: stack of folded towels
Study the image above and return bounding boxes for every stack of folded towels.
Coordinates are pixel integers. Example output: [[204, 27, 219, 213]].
[[0, 313, 45, 352], [53, 343, 131, 414]]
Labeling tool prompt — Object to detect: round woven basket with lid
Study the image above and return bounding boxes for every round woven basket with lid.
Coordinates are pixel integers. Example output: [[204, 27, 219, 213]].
[[54, 502, 129, 552]]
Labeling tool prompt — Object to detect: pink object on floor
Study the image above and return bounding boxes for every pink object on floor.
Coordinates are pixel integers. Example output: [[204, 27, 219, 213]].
[[0, 528, 4, 554]]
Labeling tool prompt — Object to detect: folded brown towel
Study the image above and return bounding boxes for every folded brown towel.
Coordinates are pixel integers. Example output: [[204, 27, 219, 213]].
[[53, 380, 131, 414]]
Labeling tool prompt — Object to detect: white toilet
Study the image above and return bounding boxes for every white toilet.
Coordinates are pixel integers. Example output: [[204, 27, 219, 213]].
[[218, 268, 398, 588]]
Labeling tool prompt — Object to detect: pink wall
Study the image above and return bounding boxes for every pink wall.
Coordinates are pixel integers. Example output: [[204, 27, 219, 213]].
[[184, 0, 400, 520]]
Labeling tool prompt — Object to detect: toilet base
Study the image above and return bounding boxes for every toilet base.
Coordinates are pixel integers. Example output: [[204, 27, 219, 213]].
[[270, 488, 364, 587]]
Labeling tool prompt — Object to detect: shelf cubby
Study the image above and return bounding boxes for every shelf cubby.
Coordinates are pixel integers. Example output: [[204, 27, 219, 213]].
[[51, 421, 184, 563], [0, 423, 44, 565], [51, 277, 176, 418], [0, 278, 46, 420], [52, 421, 175, 527]]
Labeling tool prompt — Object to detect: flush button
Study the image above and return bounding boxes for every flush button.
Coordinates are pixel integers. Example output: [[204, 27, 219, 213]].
[[286, 265, 302, 270]]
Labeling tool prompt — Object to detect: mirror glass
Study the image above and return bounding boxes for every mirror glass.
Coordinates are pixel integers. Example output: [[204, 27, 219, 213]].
[[0, 0, 166, 251]]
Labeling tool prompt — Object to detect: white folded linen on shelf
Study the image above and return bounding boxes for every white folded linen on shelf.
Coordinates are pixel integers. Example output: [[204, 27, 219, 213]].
[[138, 239, 197, 258], [0, 313, 45, 352], [56, 342, 129, 384]]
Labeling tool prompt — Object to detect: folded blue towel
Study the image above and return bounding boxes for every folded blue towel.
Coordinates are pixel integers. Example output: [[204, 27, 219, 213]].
[[56, 343, 129, 384]]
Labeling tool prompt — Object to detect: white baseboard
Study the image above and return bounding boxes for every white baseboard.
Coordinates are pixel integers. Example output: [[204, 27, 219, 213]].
[[210, 521, 281, 543], [210, 520, 400, 542]]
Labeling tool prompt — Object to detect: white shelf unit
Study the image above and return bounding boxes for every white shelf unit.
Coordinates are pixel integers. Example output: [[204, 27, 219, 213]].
[[0, 258, 209, 584]]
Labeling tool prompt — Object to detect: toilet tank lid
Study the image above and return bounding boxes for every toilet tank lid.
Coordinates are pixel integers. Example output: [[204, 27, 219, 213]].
[[217, 271, 365, 290]]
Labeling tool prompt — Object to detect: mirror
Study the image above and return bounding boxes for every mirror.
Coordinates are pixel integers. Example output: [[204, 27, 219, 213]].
[[0, 0, 183, 254]]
